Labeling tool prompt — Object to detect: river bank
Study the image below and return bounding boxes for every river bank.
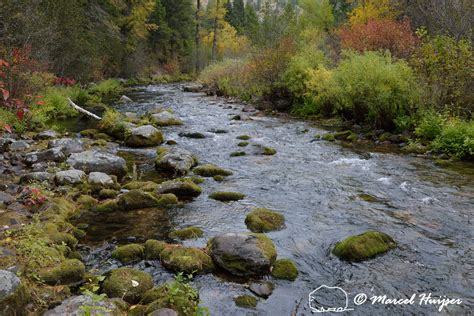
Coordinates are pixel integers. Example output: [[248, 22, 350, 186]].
[[0, 83, 473, 315]]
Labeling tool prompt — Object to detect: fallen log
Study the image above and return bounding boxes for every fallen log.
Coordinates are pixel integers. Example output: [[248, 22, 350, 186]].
[[67, 98, 102, 120]]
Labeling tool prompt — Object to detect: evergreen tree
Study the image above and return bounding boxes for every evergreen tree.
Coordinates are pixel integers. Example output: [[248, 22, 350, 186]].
[[243, 2, 260, 40], [233, 0, 246, 31]]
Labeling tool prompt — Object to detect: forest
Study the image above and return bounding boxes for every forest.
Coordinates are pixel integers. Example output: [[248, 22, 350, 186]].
[[0, 1, 473, 315]]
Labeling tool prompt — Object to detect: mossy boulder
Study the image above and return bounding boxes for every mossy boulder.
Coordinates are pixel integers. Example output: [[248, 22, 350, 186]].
[[322, 134, 335, 142], [155, 147, 198, 175], [188, 176, 204, 184], [234, 295, 257, 308], [150, 111, 183, 127], [402, 142, 428, 155], [99, 189, 119, 199], [209, 191, 245, 202], [144, 240, 167, 260], [213, 175, 225, 182], [39, 259, 85, 285], [237, 142, 249, 147], [0, 270, 29, 315], [236, 135, 251, 140], [262, 147, 277, 155], [333, 231, 397, 262], [122, 181, 159, 192], [179, 132, 205, 139], [333, 130, 353, 140], [144, 282, 198, 316], [160, 245, 214, 274], [102, 268, 153, 304], [118, 190, 178, 210], [192, 164, 233, 177], [230, 151, 246, 157], [209, 233, 277, 276], [271, 259, 298, 281], [112, 244, 144, 263], [49, 232, 78, 249], [169, 227, 204, 240], [156, 179, 202, 199], [96, 199, 119, 212], [76, 194, 98, 208], [245, 208, 285, 233], [125, 125, 164, 147]]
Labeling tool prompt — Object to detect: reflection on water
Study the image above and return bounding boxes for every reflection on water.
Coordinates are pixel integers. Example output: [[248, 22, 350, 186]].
[[81, 83, 474, 315]]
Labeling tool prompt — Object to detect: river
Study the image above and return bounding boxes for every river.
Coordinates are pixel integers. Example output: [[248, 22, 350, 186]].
[[79, 83, 473, 315]]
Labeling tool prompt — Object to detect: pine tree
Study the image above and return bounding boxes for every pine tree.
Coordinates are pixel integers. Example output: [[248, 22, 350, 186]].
[[233, 0, 246, 31], [243, 2, 259, 40]]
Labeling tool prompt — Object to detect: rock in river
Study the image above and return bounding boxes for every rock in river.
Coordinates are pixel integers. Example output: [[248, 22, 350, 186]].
[[332, 231, 397, 262], [150, 111, 182, 126], [102, 267, 153, 304], [44, 295, 118, 316], [209, 233, 277, 276], [67, 150, 127, 177], [155, 147, 197, 175], [125, 125, 164, 147], [156, 179, 202, 199]]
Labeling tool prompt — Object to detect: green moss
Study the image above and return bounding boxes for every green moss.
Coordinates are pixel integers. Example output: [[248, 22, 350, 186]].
[[192, 164, 233, 177], [254, 233, 277, 263], [76, 195, 98, 208], [179, 132, 205, 139], [49, 232, 78, 249], [71, 227, 86, 239], [39, 259, 85, 285], [102, 268, 153, 304], [236, 135, 251, 140], [333, 231, 397, 262], [169, 227, 204, 240], [263, 147, 277, 155], [322, 134, 335, 142], [111, 244, 144, 263], [213, 175, 225, 182], [157, 179, 202, 198], [333, 130, 353, 140], [141, 287, 164, 304], [271, 259, 298, 281], [234, 295, 257, 308], [98, 109, 127, 140], [99, 189, 119, 199], [144, 279, 199, 316], [402, 142, 427, 154], [80, 129, 99, 138], [230, 151, 246, 157], [116, 190, 178, 210], [125, 128, 164, 147], [122, 181, 159, 192], [160, 245, 214, 274], [346, 132, 358, 142], [245, 208, 285, 233], [144, 240, 167, 260], [127, 304, 147, 316], [0, 282, 29, 315], [209, 191, 245, 202], [237, 141, 249, 147], [68, 251, 83, 261], [188, 176, 204, 184], [379, 132, 392, 142]]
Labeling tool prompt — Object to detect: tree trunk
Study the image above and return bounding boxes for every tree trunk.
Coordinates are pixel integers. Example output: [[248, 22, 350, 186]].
[[212, 0, 220, 61]]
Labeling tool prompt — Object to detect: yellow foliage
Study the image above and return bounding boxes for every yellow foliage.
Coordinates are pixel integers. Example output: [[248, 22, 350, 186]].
[[348, 0, 397, 25], [203, 22, 250, 58]]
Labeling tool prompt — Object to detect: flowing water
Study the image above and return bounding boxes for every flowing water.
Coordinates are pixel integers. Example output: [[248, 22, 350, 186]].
[[79, 83, 473, 315]]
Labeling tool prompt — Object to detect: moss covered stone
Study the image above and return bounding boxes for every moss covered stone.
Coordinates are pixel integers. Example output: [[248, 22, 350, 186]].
[[160, 245, 214, 274], [156, 179, 202, 199], [237, 142, 249, 147], [322, 134, 335, 142], [209, 191, 245, 202], [39, 259, 85, 285], [188, 176, 204, 184], [144, 239, 167, 260], [236, 135, 251, 140], [192, 164, 233, 177], [179, 132, 205, 139], [76, 194, 98, 208], [333, 130, 353, 140], [169, 227, 204, 240], [144, 282, 198, 316], [99, 189, 119, 199], [245, 208, 285, 233], [112, 244, 144, 263], [116, 190, 178, 211], [230, 151, 246, 157], [271, 259, 298, 281], [49, 232, 78, 249], [333, 231, 396, 262], [125, 125, 164, 148], [263, 147, 277, 155], [234, 295, 257, 308], [102, 268, 153, 304], [96, 199, 119, 212], [0, 271, 29, 315], [122, 181, 159, 192], [213, 175, 225, 182]]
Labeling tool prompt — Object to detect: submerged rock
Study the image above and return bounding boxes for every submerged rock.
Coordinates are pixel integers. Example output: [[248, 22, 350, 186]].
[[160, 245, 214, 274], [209, 191, 245, 202], [44, 295, 118, 316], [332, 231, 397, 262], [54, 169, 86, 185], [271, 259, 298, 281], [39, 259, 85, 285], [155, 147, 198, 175], [234, 295, 257, 308], [156, 179, 202, 199], [245, 208, 285, 233], [67, 150, 127, 177], [236, 135, 251, 140], [151, 111, 183, 126], [125, 125, 164, 148], [0, 270, 29, 315], [209, 233, 277, 276], [112, 244, 144, 263], [192, 164, 232, 177], [179, 132, 205, 139], [169, 227, 204, 240], [102, 268, 153, 304], [249, 281, 274, 299]]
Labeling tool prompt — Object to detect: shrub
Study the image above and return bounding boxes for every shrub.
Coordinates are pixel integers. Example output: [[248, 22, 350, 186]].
[[410, 34, 473, 117], [339, 18, 418, 58], [88, 79, 123, 96], [29, 86, 79, 127], [432, 119, 474, 160], [415, 110, 445, 141], [296, 51, 421, 130]]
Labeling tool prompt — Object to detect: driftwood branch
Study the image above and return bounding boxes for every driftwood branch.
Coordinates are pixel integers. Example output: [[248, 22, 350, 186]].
[[67, 98, 101, 120]]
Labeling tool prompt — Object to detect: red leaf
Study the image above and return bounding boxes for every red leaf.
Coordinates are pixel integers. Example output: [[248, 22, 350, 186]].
[[16, 110, 24, 121], [36, 101, 45, 106]]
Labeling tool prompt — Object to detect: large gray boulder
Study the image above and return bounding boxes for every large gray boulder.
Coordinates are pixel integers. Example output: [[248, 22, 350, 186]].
[[67, 151, 127, 177], [55, 169, 86, 185], [209, 233, 277, 276], [24, 147, 66, 165], [150, 111, 182, 126], [88, 172, 114, 187], [49, 138, 84, 156], [155, 147, 197, 175], [44, 295, 117, 316], [125, 125, 164, 147], [0, 270, 28, 314]]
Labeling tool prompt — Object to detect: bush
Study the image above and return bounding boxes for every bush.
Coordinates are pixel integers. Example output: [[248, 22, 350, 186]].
[[88, 79, 123, 96], [295, 51, 421, 130], [410, 34, 473, 117], [29, 86, 79, 127], [432, 119, 474, 160], [415, 110, 445, 141]]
